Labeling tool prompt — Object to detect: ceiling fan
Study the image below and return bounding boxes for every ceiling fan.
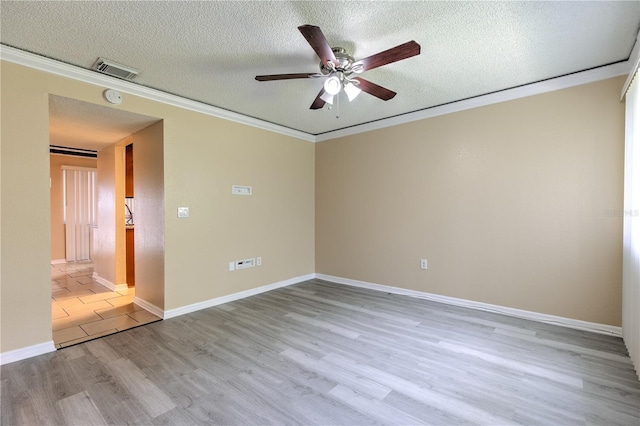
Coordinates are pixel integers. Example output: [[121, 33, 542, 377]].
[[255, 25, 421, 110]]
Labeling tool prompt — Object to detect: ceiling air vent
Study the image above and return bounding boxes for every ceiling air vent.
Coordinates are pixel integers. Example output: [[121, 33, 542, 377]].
[[91, 58, 139, 80]]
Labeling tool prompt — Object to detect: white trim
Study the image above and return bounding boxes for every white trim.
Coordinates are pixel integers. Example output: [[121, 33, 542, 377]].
[[316, 61, 631, 142], [50, 259, 67, 265], [316, 274, 623, 337], [2, 272, 622, 365], [0, 45, 315, 143], [92, 272, 128, 292], [133, 297, 165, 319], [622, 30, 640, 100], [0, 44, 633, 143], [163, 273, 315, 319], [0, 341, 56, 365]]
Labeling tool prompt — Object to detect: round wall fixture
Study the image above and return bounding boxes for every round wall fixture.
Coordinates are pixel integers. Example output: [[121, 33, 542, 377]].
[[103, 89, 122, 105]]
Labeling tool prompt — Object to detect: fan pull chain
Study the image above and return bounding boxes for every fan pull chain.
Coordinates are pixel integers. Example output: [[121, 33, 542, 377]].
[[335, 92, 340, 119]]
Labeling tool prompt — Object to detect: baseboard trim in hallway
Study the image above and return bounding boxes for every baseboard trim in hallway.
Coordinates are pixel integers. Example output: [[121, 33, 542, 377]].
[[133, 296, 165, 319], [92, 272, 128, 291], [316, 273, 623, 337]]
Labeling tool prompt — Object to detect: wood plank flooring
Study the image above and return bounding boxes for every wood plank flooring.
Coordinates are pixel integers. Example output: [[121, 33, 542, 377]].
[[2, 279, 639, 425]]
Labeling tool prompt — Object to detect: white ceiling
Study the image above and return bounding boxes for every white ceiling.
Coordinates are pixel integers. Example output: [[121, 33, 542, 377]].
[[49, 95, 160, 151], [2, 1, 639, 139]]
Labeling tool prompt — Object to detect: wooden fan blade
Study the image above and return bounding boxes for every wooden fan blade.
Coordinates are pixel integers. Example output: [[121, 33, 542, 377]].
[[310, 88, 327, 110], [353, 40, 421, 72], [352, 77, 396, 101], [255, 73, 318, 81], [298, 25, 337, 67]]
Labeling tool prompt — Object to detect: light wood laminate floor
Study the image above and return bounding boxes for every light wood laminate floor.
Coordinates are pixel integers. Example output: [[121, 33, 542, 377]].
[[2, 279, 639, 425], [51, 262, 161, 348]]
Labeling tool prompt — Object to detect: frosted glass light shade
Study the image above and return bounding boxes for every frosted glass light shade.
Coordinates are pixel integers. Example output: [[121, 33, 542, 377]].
[[324, 76, 341, 95], [344, 82, 361, 102], [319, 91, 334, 105]]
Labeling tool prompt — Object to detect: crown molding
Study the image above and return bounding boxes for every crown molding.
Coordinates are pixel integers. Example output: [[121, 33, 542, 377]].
[[0, 45, 315, 143], [316, 61, 631, 142], [621, 29, 640, 99], [1, 45, 630, 144]]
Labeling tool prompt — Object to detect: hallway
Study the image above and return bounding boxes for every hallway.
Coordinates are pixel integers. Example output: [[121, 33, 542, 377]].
[[51, 261, 161, 348]]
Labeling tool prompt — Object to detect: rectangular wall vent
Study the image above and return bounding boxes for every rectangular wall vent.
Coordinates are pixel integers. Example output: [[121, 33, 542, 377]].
[[91, 58, 140, 80], [49, 145, 97, 158]]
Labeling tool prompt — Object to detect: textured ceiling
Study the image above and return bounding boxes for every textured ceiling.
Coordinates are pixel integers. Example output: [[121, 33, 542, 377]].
[[2, 1, 639, 138]]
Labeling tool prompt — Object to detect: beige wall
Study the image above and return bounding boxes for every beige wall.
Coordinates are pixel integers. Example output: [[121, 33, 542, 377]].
[[0, 61, 315, 353], [131, 121, 165, 309], [162, 106, 315, 310], [49, 154, 97, 261], [1, 64, 52, 352], [93, 143, 127, 286], [316, 76, 626, 326]]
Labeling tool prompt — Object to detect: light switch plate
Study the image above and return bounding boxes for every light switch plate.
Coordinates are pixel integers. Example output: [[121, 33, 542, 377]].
[[232, 185, 252, 195], [177, 207, 189, 218]]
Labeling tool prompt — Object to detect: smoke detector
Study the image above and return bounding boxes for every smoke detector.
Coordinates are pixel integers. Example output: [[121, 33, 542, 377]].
[[92, 58, 139, 80]]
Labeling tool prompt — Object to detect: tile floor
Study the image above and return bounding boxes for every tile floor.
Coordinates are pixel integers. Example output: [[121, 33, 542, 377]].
[[51, 261, 161, 348]]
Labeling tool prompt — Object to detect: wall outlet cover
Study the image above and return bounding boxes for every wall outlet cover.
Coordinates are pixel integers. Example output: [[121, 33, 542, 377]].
[[177, 207, 189, 218]]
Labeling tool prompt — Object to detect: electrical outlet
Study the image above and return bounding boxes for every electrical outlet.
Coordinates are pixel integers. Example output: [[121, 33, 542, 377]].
[[229, 261, 235, 271], [177, 207, 189, 218], [257, 257, 262, 266], [420, 259, 428, 270], [235, 258, 255, 270]]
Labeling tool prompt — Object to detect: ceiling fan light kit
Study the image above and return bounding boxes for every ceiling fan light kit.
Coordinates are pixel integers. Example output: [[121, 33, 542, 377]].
[[344, 81, 362, 102], [255, 25, 421, 115], [319, 90, 334, 105], [323, 74, 342, 95]]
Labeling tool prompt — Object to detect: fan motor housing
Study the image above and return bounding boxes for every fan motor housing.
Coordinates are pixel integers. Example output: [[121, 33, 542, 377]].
[[320, 47, 355, 75]]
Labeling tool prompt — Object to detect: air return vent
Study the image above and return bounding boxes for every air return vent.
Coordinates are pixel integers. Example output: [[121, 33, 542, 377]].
[[50, 145, 97, 158], [91, 58, 139, 80]]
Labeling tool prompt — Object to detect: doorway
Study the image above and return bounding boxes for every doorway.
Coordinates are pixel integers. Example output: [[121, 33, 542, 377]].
[[49, 95, 164, 348]]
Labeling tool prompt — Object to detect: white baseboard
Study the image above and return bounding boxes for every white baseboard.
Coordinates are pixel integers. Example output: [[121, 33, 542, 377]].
[[133, 297, 165, 319], [163, 273, 316, 319], [0, 341, 56, 366], [315, 274, 622, 337], [92, 272, 128, 292], [50, 259, 67, 265]]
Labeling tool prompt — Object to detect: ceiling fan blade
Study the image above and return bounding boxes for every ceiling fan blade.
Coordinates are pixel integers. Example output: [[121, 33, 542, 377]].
[[255, 73, 320, 81], [352, 77, 396, 101], [310, 88, 327, 110], [353, 40, 421, 72], [298, 25, 337, 67]]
